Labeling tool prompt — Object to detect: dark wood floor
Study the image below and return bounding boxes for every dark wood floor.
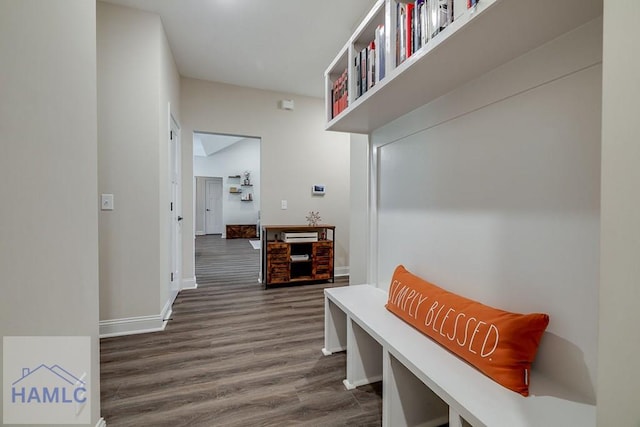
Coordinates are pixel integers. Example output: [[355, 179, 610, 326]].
[[100, 235, 382, 426]]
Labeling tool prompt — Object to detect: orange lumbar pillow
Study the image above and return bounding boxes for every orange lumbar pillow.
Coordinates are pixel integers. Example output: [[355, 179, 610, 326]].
[[385, 265, 549, 396]]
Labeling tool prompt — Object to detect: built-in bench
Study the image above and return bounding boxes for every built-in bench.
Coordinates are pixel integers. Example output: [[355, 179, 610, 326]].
[[323, 285, 595, 427]]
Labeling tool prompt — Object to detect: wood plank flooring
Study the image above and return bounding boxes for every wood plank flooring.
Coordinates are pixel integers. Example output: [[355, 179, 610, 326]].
[[100, 235, 382, 426], [195, 235, 260, 286]]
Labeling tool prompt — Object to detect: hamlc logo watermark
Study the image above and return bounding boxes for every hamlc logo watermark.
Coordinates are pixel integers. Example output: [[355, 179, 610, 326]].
[[3, 336, 91, 424]]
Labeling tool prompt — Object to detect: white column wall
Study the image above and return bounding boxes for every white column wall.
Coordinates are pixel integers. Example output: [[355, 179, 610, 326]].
[[597, 1, 640, 424], [0, 0, 101, 423]]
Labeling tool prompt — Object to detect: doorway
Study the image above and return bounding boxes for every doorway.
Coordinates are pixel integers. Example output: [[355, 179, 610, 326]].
[[193, 131, 261, 284]]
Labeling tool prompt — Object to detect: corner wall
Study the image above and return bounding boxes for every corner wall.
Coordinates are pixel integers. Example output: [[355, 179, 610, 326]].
[[0, 0, 101, 422], [97, 1, 180, 335], [181, 79, 351, 283], [598, 1, 640, 424]]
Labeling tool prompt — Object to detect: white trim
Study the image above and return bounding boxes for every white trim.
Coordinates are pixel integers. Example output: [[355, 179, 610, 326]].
[[95, 417, 107, 427], [181, 277, 198, 290], [343, 375, 383, 390], [368, 141, 379, 286], [321, 348, 335, 356], [98, 297, 173, 338], [195, 231, 205, 236], [335, 266, 350, 277], [161, 298, 173, 323], [99, 313, 168, 338]]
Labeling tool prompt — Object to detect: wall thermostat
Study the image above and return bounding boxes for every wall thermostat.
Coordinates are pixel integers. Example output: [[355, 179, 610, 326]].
[[312, 184, 326, 195]]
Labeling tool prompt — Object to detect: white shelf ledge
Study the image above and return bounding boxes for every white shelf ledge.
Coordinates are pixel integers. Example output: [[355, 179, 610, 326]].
[[325, 0, 602, 134]]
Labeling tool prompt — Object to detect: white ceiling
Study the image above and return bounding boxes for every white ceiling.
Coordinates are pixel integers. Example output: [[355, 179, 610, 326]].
[[101, 0, 377, 98], [193, 133, 252, 157]]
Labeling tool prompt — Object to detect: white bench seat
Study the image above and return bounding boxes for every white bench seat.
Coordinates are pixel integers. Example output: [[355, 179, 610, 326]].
[[323, 284, 595, 427]]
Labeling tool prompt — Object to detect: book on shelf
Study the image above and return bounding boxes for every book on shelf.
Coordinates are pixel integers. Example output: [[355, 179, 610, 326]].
[[360, 46, 368, 95], [396, 1, 415, 66], [405, 2, 414, 60], [430, 0, 453, 38], [367, 40, 376, 90], [413, 0, 428, 52], [354, 53, 361, 98], [396, 2, 406, 65], [419, 0, 429, 47], [375, 24, 385, 82], [331, 68, 348, 119], [355, 39, 380, 100]]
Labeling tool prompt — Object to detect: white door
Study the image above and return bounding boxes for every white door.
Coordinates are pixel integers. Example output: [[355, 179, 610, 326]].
[[169, 117, 182, 297], [205, 178, 223, 234]]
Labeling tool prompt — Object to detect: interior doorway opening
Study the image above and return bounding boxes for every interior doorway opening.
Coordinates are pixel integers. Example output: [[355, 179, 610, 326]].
[[193, 132, 261, 238], [193, 131, 262, 285]]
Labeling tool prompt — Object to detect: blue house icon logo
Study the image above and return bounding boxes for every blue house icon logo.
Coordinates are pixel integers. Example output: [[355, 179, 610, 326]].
[[11, 364, 87, 405]]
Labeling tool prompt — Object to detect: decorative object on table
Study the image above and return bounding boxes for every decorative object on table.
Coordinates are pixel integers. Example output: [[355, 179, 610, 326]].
[[243, 170, 251, 186], [306, 211, 321, 227]]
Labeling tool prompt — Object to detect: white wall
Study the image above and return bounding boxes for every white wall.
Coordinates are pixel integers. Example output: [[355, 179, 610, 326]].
[[371, 19, 602, 402], [0, 0, 101, 423], [181, 78, 351, 283], [194, 138, 261, 234], [97, 1, 181, 332], [598, 1, 640, 424], [349, 134, 370, 285]]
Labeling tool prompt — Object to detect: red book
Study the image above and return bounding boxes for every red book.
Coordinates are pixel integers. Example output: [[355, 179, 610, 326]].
[[406, 3, 414, 59], [332, 79, 337, 118]]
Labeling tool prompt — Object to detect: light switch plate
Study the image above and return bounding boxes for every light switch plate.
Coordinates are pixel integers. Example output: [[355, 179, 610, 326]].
[[101, 194, 114, 211], [281, 200, 287, 210]]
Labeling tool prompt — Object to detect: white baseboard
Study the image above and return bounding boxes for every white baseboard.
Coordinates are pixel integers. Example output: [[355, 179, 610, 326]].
[[100, 298, 174, 338], [96, 417, 106, 427], [181, 277, 198, 290], [335, 266, 349, 277], [196, 231, 205, 236], [99, 314, 166, 338], [161, 298, 173, 323]]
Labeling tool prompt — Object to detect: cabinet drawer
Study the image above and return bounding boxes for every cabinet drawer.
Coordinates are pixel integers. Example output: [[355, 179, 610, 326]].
[[268, 269, 289, 283], [267, 243, 289, 254], [314, 241, 333, 248], [268, 255, 289, 263]]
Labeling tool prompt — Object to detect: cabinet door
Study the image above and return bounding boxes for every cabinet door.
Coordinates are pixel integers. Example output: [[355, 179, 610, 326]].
[[267, 242, 290, 284], [312, 241, 334, 280]]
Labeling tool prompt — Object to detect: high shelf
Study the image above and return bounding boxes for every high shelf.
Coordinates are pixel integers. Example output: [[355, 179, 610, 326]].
[[261, 225, 335, 287], [324, 0, 602, 134]]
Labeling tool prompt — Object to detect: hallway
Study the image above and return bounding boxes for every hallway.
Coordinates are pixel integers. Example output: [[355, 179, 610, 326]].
[[100, 236, 381, 426]]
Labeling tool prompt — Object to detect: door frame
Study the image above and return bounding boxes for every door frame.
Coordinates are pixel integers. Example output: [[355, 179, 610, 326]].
[[168, 109, 182, 300]]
